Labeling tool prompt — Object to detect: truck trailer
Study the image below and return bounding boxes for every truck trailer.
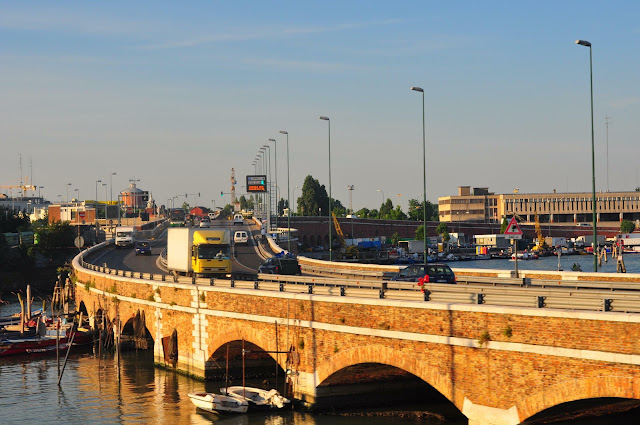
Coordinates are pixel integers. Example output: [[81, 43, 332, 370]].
[[167, 228, 232, 277]]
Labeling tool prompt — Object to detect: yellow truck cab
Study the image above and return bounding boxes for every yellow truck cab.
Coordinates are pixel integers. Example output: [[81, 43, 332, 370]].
[[167, 228, 232, 278], [191, 230, 232, 277]]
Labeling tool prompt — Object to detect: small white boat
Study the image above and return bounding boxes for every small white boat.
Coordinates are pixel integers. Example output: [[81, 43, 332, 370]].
[[220, 386, 290, 410], [188, 392, 249, 414]]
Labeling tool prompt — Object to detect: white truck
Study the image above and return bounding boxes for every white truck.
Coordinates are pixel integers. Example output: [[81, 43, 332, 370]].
[[574, 234, 606, 248], [167, 227, 232, 277], [616, 233, 640, 247], [114, 226, 135, 248]]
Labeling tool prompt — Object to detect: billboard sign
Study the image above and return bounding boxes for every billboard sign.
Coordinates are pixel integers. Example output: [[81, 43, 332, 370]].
[[246, 175, 267, 192]]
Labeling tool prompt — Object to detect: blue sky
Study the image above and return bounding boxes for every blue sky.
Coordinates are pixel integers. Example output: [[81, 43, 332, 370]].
[[1, 1, 639, 213]]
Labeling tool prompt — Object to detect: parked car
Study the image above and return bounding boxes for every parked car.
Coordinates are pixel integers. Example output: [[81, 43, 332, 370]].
[[199, 217, 211, 228], [390, 263, 456, 284], [134, 240, 152, 256], [258, 255, 301, 275]]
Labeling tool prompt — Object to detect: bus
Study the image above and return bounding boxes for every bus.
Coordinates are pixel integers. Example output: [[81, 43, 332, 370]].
[[169, 208, 187, 227]]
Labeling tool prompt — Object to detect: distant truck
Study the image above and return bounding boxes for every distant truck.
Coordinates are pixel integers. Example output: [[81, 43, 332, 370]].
[[544, 237, 567, 248], [397, 240, 423, 254], [115, 226, 135, 248], [616, 233, 640, 247], [574, 234, 606, 248], [167, 228, 232, 278]]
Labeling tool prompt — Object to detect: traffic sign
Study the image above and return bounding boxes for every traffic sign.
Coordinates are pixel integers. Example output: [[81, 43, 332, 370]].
[[504, 216, 523, 240], [74, 236, 85, 248]]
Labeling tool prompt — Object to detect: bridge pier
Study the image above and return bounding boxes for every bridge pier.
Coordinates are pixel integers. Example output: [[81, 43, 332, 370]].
[[463, 399, 520, 425]]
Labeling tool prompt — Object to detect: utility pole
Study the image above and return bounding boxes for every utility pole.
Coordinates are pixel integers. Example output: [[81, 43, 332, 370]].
[[605, 115, 613, 192]]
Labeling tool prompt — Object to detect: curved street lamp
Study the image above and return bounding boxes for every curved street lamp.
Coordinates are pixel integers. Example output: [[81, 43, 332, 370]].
[[279, 131, 291, 252], [411, 86, 428, 266], [575, 39, 598, 272], [319, 116, 332, 261]]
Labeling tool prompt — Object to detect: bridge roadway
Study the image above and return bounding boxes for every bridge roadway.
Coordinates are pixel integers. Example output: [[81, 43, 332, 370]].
[[75, 236, 640, 425], [83, 219, 265, 277]]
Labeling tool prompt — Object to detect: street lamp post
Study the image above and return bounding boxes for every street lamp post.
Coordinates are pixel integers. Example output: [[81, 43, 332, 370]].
[[411, 86, 428, 266], [292, 185, 299, 216], [102, 183, 107, 221], [575, 39, 598, 272], [269, 138, 278, 232], [38, 186, 44, 198], [319, 116, 332, 261], [110, 172, 116, 204], [262, 144, 272, 230], [377, 189, 384, 217], [95, 179, 102, 224], [279, 130, 291, 252]]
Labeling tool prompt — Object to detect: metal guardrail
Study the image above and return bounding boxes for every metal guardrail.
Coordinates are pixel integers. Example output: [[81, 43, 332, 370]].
[[77, 241, 640, 314]]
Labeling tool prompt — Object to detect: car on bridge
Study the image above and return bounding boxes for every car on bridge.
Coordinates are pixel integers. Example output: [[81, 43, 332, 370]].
[[258, 254, 301, 275], [134, 240, 152, 256], [391, 263, 456, 284]]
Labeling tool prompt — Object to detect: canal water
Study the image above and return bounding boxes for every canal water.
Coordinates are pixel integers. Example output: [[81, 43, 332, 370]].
[[2, 257, 640, 425]]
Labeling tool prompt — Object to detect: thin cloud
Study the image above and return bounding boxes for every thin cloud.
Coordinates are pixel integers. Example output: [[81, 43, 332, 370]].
[[137, 19, 409, 50], [241, 57, 374, 73]]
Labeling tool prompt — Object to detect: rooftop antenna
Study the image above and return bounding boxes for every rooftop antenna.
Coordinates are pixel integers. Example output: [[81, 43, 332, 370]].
[[605, 115, 613, 192]]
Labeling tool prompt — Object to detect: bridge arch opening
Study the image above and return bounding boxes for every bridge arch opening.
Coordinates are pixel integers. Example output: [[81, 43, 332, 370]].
[[522, 398, 640, 424], [316, 362, 465, 420], [206, 340, 287, 393], [518, 376, 640, 423], [121, 310, 154, 350]]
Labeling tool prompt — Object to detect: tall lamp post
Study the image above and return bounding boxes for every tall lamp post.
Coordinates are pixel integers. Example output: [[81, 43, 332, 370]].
[[102, 183, 107, 220], [262, 144, 272, 230], [411, 86, 428, 266], [269, 138, 278, 231], [110, 172, 117, 204], [292, 185, 299, 216], [95, 179, 102, 224], [66, 183, 72, 203], [575, 39, 598, 272], [279, 131, 291, 252], [377, 189, 384, 217], [319, 116, 332, 261]]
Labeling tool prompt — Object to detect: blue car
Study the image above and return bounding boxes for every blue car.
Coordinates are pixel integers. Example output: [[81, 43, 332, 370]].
[[134, 240, 152, 256]]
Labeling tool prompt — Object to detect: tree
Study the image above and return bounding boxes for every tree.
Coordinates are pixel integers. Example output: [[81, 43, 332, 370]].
[[415, 224, 425, 241], [390, 205, 407, 220], [621, 220, 636, 234], [355, 207, 370, 218], [390, 232, 400, 246], [298, 175, 329, 216], [379, 199, 394, 219], [408, 198, 438, 221], [500, 216, 508, 234], [181, 201, 190, 212]]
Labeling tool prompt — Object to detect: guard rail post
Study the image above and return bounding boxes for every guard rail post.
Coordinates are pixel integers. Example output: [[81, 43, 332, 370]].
[[477, 293, 485, 304], [602, 298, 612, 312], [423, 289, 431, 301], [537, 296, 545, 308], [210, 278, 215, 286], [308, 284, 313, 294]]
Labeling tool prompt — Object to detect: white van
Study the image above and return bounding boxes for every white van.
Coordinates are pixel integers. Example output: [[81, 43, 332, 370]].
[[115, 226, 135, 248], [234, 231, 249, 245], [233, 214, 244, 225]]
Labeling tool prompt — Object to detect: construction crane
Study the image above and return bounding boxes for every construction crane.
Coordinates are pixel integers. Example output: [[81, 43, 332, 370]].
[[0, 177, 36, 197], [532, 212, 546, 251], [331, 212, 346, 248], [332, 212, 359, 259]]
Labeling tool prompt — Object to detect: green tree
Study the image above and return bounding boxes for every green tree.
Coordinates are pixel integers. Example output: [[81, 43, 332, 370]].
[[500, 216, 508, 234], [621, 220, 636, 234], [379, 199, 394, 219], [355, 207, 370, 218], [390, 232, 400, 246], [298, 175, 329, 216], [415, 224, 426, 241], [390, 205, 407, 220]]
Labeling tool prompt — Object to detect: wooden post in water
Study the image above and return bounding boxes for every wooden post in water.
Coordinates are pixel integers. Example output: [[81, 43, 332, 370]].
[[275, 321, 279, 391], [17, 293, 24, 335], [26, 285, 31, 320]]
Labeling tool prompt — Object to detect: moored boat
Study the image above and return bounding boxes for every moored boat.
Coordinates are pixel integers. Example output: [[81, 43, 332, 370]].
[[220, 386, 289, 410], [188, 392, 249, 414]]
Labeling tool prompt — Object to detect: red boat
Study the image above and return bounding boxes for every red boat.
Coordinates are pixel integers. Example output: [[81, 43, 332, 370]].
[[0, 327, 94, 357]]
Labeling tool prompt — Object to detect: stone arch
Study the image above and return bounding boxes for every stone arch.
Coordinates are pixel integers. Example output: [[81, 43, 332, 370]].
[[309, 235, 316, 247], [316, 345, 454, 406], [323, 234, 329, 245], [209, 327, 287, 372], [302, 235, 308, 247], [517, 376, 640, 423]]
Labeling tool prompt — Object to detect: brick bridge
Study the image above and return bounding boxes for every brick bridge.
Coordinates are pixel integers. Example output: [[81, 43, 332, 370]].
[[73, 252, 640, 425]]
